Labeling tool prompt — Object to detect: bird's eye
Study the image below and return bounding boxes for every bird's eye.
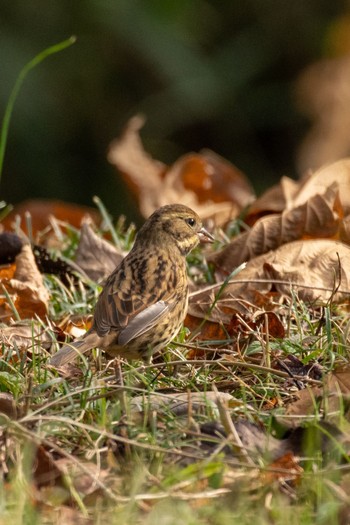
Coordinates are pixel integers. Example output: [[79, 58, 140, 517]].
[[185, 217, 196, 227]]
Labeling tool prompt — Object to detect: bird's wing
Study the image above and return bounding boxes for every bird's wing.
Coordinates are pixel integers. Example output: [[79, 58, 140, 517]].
[[117, 301, 169, 346], [92, 251, 180, 341]]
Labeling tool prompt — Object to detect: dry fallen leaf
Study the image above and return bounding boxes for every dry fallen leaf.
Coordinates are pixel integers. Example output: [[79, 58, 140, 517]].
[[246, 176, 300, 225], [0, 263, 16, 281], [1, 199, 100, 238], [74, 222, 125, 282], [284, 366, 350, 424], [294, 158, 350, 213], [33, 445, 63, 488], [210, 182, 342, 272], [189, 239, 350, 322], [108, 115, 255, 224], [0, 322, 53, 356], [0, 244, 49, 321], [263, 452, 303, 486]]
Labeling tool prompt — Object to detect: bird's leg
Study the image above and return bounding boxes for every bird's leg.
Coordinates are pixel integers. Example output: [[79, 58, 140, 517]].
[[113, 358, 124, 386]]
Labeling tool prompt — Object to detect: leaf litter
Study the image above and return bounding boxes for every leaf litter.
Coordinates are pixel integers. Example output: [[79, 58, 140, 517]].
[[2, 129, 350, 521]]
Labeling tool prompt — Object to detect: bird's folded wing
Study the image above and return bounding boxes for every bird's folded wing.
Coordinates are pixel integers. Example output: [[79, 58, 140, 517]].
[[93, 253, 177, 337], [117, 301, 169, 346]]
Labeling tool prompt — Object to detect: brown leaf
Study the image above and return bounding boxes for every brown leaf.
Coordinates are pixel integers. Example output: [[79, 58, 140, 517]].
[[190, 239, 350, 321], [294, 158, 350, 214], [0, 245, 49, 321], [210, 183, 342, 273], [0, 392, 24, 419], [262, 239, 350, 301], [1, 199, 100, 238], [33, 445, 63, 488], [74, 222, 125, 282], [0, 263, 16, 281], [185, 309, 285, 358], [226, 312, 285, 339], [0, 322, 53, 356], [58, 314, 93, 339], [284, 366, 350, 423], [166, 150, 255, 216], [108, 115, 255, 224], [184, 313, 229, 342], [254, 312, 286, 339], [263, 452, 303, 485], [246, 176, 300, 225]]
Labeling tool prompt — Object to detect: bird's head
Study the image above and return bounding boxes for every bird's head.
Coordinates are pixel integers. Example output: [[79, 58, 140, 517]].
[[136, 204, 214, 255]]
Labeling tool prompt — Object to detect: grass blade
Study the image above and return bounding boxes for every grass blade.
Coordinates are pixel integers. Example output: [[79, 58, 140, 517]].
[[0, 35, 77, 183]]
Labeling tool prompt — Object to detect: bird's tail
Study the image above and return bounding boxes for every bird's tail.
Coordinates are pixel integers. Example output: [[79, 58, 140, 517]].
[[49, 331, 101, 367]]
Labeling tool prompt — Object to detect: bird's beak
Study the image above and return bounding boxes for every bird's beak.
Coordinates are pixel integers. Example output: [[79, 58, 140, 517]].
[[198, 226, 215, 243]]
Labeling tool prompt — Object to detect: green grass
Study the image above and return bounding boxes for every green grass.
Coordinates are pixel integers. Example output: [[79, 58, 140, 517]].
[[0, 216, 349, 525]]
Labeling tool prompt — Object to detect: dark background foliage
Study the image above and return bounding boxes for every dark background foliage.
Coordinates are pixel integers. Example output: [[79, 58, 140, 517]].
[[0, 0, 347, 220]]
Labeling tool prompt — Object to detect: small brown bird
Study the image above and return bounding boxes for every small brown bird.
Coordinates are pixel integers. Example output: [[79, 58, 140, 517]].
[[49, 204, 214, 367]]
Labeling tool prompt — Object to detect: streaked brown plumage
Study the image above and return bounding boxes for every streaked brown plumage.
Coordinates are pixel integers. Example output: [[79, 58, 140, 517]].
[[49, 204, 214, 367]]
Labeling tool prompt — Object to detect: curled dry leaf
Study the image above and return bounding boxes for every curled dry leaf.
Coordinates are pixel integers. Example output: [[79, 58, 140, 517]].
[[294, 158, 350, 213], [0, 322, 53, 356], [189, 239, 350, 322], [0, 244, 49, 321], [246, 176, 300, 225], [74, 222, 125, 282], [246, 158, 350, 228], [108, 115, 255, 224], [210, 183, 342, 273]]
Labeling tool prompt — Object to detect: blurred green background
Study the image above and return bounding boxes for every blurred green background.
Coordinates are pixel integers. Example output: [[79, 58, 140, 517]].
[[0, 0, 347, 219]]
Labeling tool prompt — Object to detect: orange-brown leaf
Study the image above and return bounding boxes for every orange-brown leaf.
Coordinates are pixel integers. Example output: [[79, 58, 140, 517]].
[[190, 239, 350, 321], [263, 452, 303, 485], [0, 245, 49, 321], [210, 183, 342, 274], [108, 115, 255, 225], [2, 199, 100, 238]]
